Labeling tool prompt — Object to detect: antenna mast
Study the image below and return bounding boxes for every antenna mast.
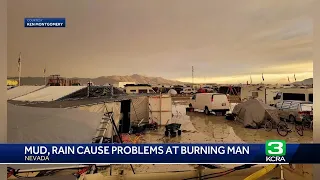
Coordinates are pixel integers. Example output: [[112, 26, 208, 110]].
[[192, 66, 194, 84]]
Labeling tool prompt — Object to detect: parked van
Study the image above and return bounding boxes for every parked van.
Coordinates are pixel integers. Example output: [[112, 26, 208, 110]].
[[189, 93, 230, 115]]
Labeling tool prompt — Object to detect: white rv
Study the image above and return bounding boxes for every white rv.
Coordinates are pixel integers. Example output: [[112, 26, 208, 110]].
[[189, 93, 230, 115], [241, 86, 313, 105], [273, 88, 313, 102], [124, 84, 156, 94], [240, 85, 281, 106]]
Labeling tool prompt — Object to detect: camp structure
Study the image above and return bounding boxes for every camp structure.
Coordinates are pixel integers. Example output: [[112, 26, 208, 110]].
[[6, 93, 174, 178], [8, 85, 126, 104], [232, 99, 279, 128], [148, 94, 172, 125]]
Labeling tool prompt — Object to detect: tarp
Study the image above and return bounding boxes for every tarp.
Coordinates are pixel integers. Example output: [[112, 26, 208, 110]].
[[232, 99, 279, 128], [7, 85, 45, 100], [8, 103, 102, 143], [77, 102, 121, 138], [13, 86, 86, 102], [131, 96, 149, 123], [171, 104, 197, 132], [227, 103, 239, 114]]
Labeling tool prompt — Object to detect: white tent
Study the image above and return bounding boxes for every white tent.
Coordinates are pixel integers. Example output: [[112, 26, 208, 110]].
[[168, 89, 177, 95], [7, 103, 106, 170], [8, 103, 102, 143]]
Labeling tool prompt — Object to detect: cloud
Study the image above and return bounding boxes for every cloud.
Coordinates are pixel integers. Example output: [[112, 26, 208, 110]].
[[176, 72, 313, 84], [175, 62, 313, 84], [255, 61, 313, 74], [7, 0, 314, 81]]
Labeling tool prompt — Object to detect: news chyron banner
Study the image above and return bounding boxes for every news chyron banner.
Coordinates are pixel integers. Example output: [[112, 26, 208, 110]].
[[24, 18, 66, 28], [0, 141, 317, 164]]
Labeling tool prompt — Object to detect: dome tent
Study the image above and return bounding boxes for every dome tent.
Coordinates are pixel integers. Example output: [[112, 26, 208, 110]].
[[232, 99, 279, 128], [168, 89, 177, 95]]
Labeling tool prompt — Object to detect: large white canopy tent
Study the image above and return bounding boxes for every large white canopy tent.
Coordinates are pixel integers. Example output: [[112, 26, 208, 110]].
[[7, 103, 105, 170], [8, 103, 103, 143]]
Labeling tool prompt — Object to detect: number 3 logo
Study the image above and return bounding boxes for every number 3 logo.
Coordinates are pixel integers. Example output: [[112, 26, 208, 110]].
[[268, 142, 283, 155]]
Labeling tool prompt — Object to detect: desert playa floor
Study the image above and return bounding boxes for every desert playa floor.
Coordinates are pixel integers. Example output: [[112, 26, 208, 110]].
[[104, 103, 312, 177]]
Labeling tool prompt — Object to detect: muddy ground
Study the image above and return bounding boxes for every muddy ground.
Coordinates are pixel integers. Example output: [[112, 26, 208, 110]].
[[105, 100, 312, 176]]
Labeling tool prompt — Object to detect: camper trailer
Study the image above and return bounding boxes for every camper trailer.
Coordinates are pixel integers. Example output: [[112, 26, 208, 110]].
[[241, 86, 313, 105], [113, 82, 136, 88], [124, 84, 156, 94], [273, 88, 313, 102], [240, 85, 281, 106]]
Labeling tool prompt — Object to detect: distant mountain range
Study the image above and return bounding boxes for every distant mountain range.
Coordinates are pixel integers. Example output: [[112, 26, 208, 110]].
[[292, 78, 313, 85], [7, 75, 313, 86], [7, 74, 183, 86]]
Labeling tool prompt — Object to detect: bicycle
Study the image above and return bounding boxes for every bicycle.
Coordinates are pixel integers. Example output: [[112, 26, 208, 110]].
[[277, 118, 304, 137], [293, 114, 313, 137], [295, 122, 304, 136], [287, 115, 312, 137], [303, 120, 313, 130], [277, 120, 292, 137], [264, 118, 273, 132], [302, 114, 313, 130], [264, 118, 290, 135]]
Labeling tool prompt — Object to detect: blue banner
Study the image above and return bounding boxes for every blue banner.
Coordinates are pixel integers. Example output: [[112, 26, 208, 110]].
[[24, 18, 66, 28], [0, 143, 316, 164]]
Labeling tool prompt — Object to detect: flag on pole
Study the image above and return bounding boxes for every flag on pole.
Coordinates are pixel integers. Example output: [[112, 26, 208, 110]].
[[262, 73, 264, 81], [43, 66, 47, 85], [287, 76, 290, 83], [294, 74, 296, 81], [18, 52, 21, 71]]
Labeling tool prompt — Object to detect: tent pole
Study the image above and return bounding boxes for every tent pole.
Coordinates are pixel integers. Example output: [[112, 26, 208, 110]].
[[160, 92, 162, 125], [264, 87, 267, 104]]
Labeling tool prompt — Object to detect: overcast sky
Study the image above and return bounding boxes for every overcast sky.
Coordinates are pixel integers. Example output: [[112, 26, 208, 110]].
[[8, 0, 313, 84]]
